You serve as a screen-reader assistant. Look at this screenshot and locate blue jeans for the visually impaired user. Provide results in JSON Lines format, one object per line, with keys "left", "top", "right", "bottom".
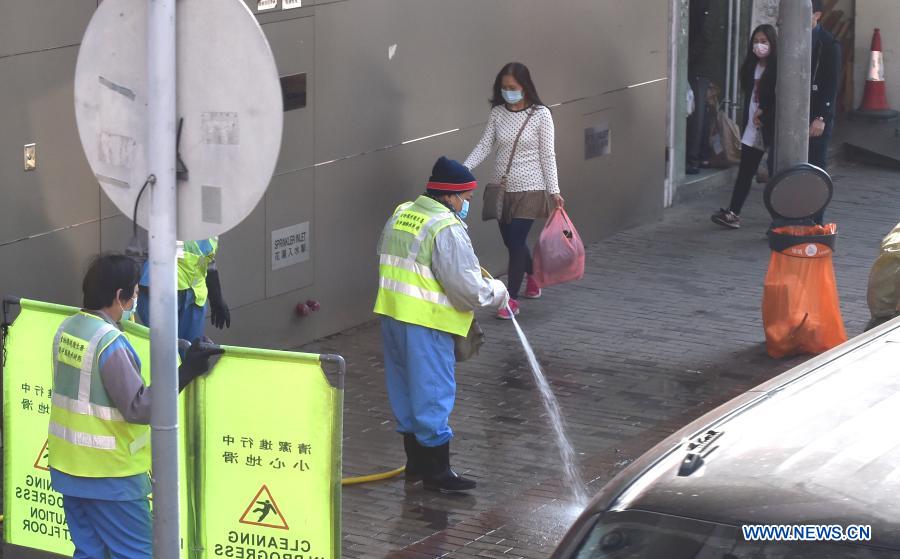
{"left": 63, "top": 495, "right": 152, "bottom": 559}
{"left": 499, "top": 218, "right": 535, "bottom": 300}
{"left": 380, "top": 316, "right": 456, "bottom": 447}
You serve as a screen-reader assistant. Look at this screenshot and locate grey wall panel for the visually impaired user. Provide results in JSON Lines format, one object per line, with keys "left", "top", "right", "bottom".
{"left": 0, "top": 224, "right": 99, "bottom": 307}
{"left": 313, "top": 0, "right": 513, "bottom": 163}
{"left": 265, "top": 169, "right": 315, "bottom": 297}
{"left": 312, "top": 0, "right": 667, "bottom": 164}
{"left": 212, "top": 284, "right": 318, "bottom": 350}
{"left": 99, "top": 215, "right": 133, "bottom": 254}
{"left": 264, "top": 16, "right": 315, "bottom": 172}
{"left": 0, "top": 46, "right": 98, "bottom": 246}
{"left": 99, "top": 190, "right": 131, "bottom": 255}
{"left": 564, "top": 84, "right": 668, "bottom": 240}
{"left": 216, "top": 199, "right": 267, "bottom": 309}
{"left": 0, "top": 1, "right": 94, "bottom": 58}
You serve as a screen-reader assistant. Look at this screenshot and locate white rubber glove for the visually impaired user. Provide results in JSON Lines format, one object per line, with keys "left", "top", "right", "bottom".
{"left": 489, "top": 279, "right": 510, "bottom": 310}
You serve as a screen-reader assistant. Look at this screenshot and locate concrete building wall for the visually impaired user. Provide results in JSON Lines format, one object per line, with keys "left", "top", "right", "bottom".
{"left": 855, "top": 0, "right": 899, "bottom": 110}
{"left": 0, "top": 0, "right": 668, "bottom": 349}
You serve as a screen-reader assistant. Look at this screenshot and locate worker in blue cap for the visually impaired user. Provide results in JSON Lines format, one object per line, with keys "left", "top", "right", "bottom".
{"left": 375, "top": 156, "right": 509, "bottom": 492}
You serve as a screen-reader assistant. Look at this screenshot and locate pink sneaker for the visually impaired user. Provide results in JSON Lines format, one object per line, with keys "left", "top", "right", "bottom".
{"left": 496, "top": 299, "right": 520, "bottom": 320}
{"left": 523, "top": 276, "right": 542, "bottom": 299}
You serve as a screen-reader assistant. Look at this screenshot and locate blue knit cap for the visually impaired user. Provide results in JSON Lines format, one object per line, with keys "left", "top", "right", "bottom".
{"left": 426, "top": 156, "right": 477, "bottom": 192}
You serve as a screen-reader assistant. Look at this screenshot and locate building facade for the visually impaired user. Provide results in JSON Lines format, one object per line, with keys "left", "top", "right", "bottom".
{"left": 0, "top": 0, "right": 670, "bottom": 348}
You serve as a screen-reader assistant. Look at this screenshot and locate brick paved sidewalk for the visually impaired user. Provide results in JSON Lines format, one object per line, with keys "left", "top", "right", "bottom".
{"left": 298, "top": 163, "right": 900, "bottom": 558}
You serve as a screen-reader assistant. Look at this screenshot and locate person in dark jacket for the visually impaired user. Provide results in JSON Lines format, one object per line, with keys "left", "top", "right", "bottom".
{"left": 809, "top": 0, "right": 841, "bottom": 224}
{"left": 686, "top": 0, "right": 728, "bottom": 174}
{"left": 711, "top": 24, "right": 778, "bottom": 229}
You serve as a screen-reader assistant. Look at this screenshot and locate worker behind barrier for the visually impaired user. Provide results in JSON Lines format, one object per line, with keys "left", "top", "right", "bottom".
{"left": 136, "top": 236, "right": 231, "bottom": 343}
{"left": 48, "top": 254, "right": 222, "bottom": 558}
{"left": 374, "top": 156, "right": 509, "bottom": 493}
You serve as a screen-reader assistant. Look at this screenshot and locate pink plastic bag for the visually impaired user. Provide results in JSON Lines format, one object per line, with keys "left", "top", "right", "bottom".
{"left": 532, "top": 208, "right": 585, "bottom": 287}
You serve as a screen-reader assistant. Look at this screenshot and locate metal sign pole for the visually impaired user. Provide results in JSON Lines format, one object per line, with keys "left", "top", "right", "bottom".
{"left": 75, "top": 2, "right": 281, "bottom": 554}
{"left": 147, "top": 0, "right": 180, "bottom": 557}
{"left": 775, "top": 0, "right": 812, "bottom": 174}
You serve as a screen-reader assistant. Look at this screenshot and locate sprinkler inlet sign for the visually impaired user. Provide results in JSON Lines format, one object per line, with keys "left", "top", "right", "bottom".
{"left": 272, "top": 222, "right": 311, "bottom": 270}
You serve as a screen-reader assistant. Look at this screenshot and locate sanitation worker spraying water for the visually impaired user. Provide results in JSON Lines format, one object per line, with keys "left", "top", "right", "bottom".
{"left": 375, "top": 157, "right": 509, "bottom": 492}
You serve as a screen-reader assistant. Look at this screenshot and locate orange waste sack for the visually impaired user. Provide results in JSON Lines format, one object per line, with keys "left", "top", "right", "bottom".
{"left": 532, "top": 208, "right": 585, "bottom": 287}
{"left": 762, "top": 224, "right": 847, "bottom": 358}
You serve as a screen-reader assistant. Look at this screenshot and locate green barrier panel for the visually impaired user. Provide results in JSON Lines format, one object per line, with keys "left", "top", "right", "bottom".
{"left": 193, "top": 346, "right": 344, "bottom": 559}
{"left": 1, "top": 298, "right": 190, "bottom": 558}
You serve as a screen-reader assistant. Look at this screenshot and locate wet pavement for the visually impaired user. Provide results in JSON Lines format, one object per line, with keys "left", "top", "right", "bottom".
{"left": 297, "top": 162, "right": 900, "bottom": 558}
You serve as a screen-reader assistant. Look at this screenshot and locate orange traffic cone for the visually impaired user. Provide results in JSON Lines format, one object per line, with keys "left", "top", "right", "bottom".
{"left": 852, "top": 28, "right": 900, "bottom": 121}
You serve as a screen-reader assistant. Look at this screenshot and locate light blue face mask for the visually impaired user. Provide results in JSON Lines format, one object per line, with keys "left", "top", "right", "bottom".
{"left": 121, "top": 296, "right": 138, "bottom": 322}
{"left": 456, "top": 195, "right": 470, "bottom": 220}
{"left": 501, "top": 88, "right": 524, "bottom": 104}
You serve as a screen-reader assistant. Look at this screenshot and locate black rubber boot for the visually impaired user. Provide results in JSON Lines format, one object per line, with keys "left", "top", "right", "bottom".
{"left": 422, "top": 442, "right": 476, "bottom": 493}
{"left": 402, "top": 433, "right": 425, "bottom": 482}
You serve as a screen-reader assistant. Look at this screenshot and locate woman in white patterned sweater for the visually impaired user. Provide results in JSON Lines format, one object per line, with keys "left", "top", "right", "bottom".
{"left": 464, "top": 62, "right": 564, "bottom": 319}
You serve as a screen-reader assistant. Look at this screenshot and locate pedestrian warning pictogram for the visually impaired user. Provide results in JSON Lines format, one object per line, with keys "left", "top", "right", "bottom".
{"left": 239, "top": 485, "right": 289, "bottom": 530}
{"left": 33, "top": 439, "right": 49, "bottom": 471}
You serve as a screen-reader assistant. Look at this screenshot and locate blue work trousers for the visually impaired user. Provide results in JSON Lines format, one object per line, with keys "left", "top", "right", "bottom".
{"left": 380, "top": 316, "right": 456, "bottom": 447}
{"left": 63, "top": 495, "right": 152, "bottom": 559}
{"left": 137, "top": 287, "right": 208, "bottom": 343}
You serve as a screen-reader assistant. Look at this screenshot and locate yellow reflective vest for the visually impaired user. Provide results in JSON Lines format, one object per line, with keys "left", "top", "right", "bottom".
{"left": 374, "top": 196, "right": 474, "bottom": 337}
{"left": 48, "top": 312, "right": 151, "bottom": 477}
{"left": 178, "top": 238, "right": 218, "bottom": 307}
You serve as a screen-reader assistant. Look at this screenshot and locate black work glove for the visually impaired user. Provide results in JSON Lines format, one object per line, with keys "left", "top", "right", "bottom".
{"left": 206, "top": 268, "right": 231, "bottom": 329}
{"left": 178, "top": 338, "right": 225, "bottom": 392}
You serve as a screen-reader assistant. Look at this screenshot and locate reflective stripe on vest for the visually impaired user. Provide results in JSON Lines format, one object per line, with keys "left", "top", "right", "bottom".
{"left": 51, "top": 392, "right": 124, "bottom": 421}
{"left": 48, "top": 312, "right": 151, "bottom": 477}
{"left": 374, "top": 196, "right": 474, "bottom": 337}
{"left": 48, "top": 422, "right": 116, "bottom": 450}
{"left": 177, "top": 237, "right": 218, "bottom": 307}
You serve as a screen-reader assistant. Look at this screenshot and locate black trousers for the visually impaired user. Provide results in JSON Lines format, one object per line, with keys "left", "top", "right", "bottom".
{"left": 727, "top": 144, "right": 766, "bottom": 215}
{"left": 809, "top": 119, "right": 834, "bottom": 225}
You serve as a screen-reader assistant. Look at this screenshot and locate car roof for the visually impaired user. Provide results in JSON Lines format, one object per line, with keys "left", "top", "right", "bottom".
{"left": 589, "top": 321, "right": 900, "bottom": 550}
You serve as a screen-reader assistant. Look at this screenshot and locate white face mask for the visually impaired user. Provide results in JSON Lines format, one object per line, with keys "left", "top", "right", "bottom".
{"left": 753, "top": 42, "right": 770, "bottom": 58}
{"left": 120, "top": 294, "right": 138, "bottom": 322}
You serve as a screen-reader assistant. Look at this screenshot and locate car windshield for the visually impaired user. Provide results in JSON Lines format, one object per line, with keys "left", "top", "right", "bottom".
{"left": 572, "top": 511, "right": 892, "bottom": 559}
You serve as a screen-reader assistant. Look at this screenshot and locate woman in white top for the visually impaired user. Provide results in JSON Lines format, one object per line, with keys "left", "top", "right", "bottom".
{"left": 711, "top": 25, "right": 778, "bottom": 229}
{"left": 464, "top": 62, "right": 564, "bottom": 319}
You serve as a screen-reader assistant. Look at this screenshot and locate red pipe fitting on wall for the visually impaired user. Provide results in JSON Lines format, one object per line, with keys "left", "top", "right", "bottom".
{"left": 295, "top": 299, "right": 321, "bottom": 316}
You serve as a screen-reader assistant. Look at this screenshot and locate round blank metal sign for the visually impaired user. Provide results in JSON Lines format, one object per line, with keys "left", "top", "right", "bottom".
{"left": 74, "top": 0, "right": 283, "bottom": 240}
{"left": 763, "top": 163, "right": 833, "bottom": 221}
